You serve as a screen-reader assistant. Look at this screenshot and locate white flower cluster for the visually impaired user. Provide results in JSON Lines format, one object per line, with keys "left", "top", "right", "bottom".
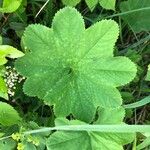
{"left": 4, "top": 66, "right": 25, "bottom": 97}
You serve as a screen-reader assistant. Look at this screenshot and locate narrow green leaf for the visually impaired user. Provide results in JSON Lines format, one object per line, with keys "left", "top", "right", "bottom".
{"left": 0, "top": 77, "right": 8, "bottom": 100}
{"left": 146, "top": 65, "right": 150, "bottom": 81}
{"left": 24, "top": 125, "right": 150, "bottom": 135}
{"left": 124, "top": 96, "right": 150, "bottom": 109}
{"left": 137, "top": 136, "right": 150, "bottom": 150}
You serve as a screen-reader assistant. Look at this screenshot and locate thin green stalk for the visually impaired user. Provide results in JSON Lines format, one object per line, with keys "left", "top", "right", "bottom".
{"left": 105, "top": 7, "right": 150, "bottom": 18}
{"left": 24, "top": 125, "right": 150, "bottom": 135}
{"left": 1, "top": 125, "right": 150, "bottom": 141}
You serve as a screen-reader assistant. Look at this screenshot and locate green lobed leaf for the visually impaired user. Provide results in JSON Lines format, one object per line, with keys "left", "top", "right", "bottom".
{"left": 120, "top": 0, "right": 150, "bottom": 33}
{"left": 0, "top": 0, "right": 22, "bottom": 13}
{"left": 15, "top": 7, "right": 137, "bottom": 122}
{"left": 146, "top": 65, "right": 150, "bottom": 81}
{"left": 46, "top": 108, "right": 134, "bottom": 150}
{"left": 62, "top": 0, "right": 116, "bottom": 10}
{"left": 0, "top": 102, "right": 21, "bottom": 126}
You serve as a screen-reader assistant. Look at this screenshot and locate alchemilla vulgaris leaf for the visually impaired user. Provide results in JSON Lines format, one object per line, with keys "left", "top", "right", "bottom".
{"left": 46, "top": 107, "right": 135, "bottom": 150}
{"left": 15, "top": 7, "right": 137, "bottom": 122}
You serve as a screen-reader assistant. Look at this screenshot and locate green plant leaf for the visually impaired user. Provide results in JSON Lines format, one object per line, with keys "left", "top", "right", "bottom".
{"left": 146, "top": 65, "right": 150, "bottom": 81}
{"left": 61, "top": 0, "right": 80, "bottom": 6}
{"left": 137, "top": 136, "right": 150, "bottom": 150}
{"left": 0, "top": 102, "right": 21, "bottom": 126}
{"left": 95, "top": 107, "right": 125, "bottom": 124}
{"left": 0, "top": 139, "right": 16, "bottom": 150}
{"left": 124, "top": 96, "right": 150, "bottom": 109}
{"left": 120, "top": 0, "right": 150, "bottom": 33}
{"left": 0, "top": 0, "right": 22, "bottom": 13}
{"left": 46, "top": 108, "right": 134, "bottom": 150}
{"left": 15, "top": 7, "right": 137, "bottom": 122}
{"left": 61, "top": 0, "right": 116, "bottom": 10}
{"left": 99, "top": 0, "right": 116, "bottom": 10}
{"left": 0, "top": 45, "right": 24, "bottom": 65}
{"left": 0, "top": 76, "right": 8, "bottom": 100}
{"left": 85, "top": 0, "right": 98, "bottom": 10}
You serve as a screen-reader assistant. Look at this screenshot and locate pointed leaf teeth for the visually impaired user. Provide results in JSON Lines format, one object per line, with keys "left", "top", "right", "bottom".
{"left": 84, "top": 19, "right": 119, "bottom": 59}
{"left": 23, "top": 24, "right": 51, "bottom": 51}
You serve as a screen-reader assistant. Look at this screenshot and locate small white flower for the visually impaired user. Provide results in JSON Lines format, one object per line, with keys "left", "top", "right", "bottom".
{"left": 4, "top": 66, "right": 26, "bottom": 97}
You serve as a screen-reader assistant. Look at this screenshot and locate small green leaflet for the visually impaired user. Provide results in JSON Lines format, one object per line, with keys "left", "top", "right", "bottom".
{"left": 62, "top": 0, "right": 116, "bottom": 10}
{"left": 137, "top": 65, "right": 150, "bottom": 150}
{"left": 46, "top": 108, "right": 134, "bottom": 150}
{"left": 146, "top": 65, "right": 150, "bottom": 81}
{"left": 0, "top": 0, "right": 22, "bottom": 13}
{"left": 15, "top": 7, "right": 137, "bottom": 122}
{"left": 120, "top": 0, "right": 150, "bottom": 33}
{"left": 0, "top": 44, "right": 24, "bottom": 99}
{"left": 62, "top": 0, "right": 81, "bottom": 6}
{"left": 0, "top": 102, "right": 21, "bottom": 126}
{"left": 99, "top": 0, "right": 116, "bottom": 10}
